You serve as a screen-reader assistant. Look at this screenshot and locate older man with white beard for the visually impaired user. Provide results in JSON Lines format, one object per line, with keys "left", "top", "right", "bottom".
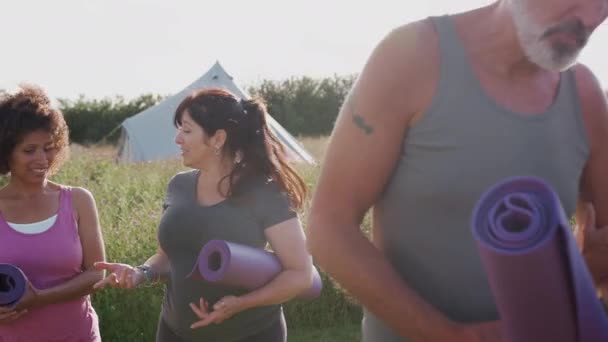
{"left": 307, "top": 0, "right": 608, "bottom": 341}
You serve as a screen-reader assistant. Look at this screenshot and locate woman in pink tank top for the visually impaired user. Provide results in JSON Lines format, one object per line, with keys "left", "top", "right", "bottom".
{"left": 0, "top": 85, "right": 106, "bottom": 341}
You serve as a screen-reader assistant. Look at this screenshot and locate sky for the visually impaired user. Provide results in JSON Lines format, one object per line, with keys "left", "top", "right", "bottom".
{"left": 1, "top": 0, "right": 607, "bottom": 100}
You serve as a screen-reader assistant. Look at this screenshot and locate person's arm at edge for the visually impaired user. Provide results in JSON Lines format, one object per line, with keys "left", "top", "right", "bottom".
{"left": 573, "top": 63, "right": 608, "bottom": 286}
{"left": 306, "top": 21, "right": 473, "bottom": 342}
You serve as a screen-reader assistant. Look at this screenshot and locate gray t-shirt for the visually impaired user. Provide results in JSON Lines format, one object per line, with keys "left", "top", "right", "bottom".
{"left": 158, "top": 170, "right": 296, "bottom": 341}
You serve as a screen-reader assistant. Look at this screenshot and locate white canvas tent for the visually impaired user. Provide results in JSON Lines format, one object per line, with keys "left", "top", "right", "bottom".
{"left": 117, "top": 62, "right": 316, "bottom": 164}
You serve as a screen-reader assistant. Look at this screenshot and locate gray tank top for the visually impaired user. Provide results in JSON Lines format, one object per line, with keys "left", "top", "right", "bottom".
{"left": 362, "top": 15, "right": 589, "bottom": 341}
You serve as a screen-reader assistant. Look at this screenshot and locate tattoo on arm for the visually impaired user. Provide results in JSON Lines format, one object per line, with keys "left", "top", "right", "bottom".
{"left": 352, "top": 113, "right": 374, "bottom": 135}
{"left": 345, "top": 91, "right": 374, "bottom": 135}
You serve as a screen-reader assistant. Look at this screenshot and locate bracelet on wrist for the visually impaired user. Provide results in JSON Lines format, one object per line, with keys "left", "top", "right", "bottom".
{"left": 135, "top": 264, "right": 159, "bottom": 285}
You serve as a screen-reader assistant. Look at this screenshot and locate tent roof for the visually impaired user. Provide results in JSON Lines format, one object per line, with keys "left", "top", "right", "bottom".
{"left": 119, "top": 61, "right": 315, "bottom": 164}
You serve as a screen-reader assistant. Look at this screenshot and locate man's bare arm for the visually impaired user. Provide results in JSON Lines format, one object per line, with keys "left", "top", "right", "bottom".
{"left": 307, "top": 21, "right": 474, "bottom": 341}
{"left": 574, "top": 64, "right": 608, "bottom": 284}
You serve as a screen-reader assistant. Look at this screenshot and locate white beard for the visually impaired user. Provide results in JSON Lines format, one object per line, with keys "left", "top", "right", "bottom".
{"left": 507, "top": 0, "right": 584, "bottom": 71}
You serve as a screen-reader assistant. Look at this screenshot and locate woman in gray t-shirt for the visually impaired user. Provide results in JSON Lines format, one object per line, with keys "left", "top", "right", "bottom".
{"left": 94, "top": 88, "right": 314, "bottom": 342}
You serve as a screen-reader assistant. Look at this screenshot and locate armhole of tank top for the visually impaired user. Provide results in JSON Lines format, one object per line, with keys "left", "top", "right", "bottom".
{"left": 61, "top": 186, "right": 79, "bottom": 232}
{"left": 408, "top": 15, "right": 454, "bottom": 131}
{"left": 568, "top": 69, "right": 592, "bottom": 157}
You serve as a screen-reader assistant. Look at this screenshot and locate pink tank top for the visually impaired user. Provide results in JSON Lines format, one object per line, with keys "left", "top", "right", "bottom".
{"left": 0, "top": 186, "right": 100, "bottom": 342}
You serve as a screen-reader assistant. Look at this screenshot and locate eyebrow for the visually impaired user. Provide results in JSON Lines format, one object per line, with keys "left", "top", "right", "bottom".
{"left": 22, "top": 142, "right": 54, "bottom": 148}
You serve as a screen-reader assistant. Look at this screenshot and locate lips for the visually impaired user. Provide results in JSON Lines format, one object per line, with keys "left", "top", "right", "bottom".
{"left": 31, "top": 168, "right": 48, "bottom": 175}
{"left": 542, "top": 21, "right": 589, "bottom": 48}
{"left": 552, "top": 31, "right": 586, "bottom": 47}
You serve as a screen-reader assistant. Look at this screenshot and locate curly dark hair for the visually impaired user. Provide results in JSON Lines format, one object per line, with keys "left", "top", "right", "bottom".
{"left": 0, "top": 84, "right": 70, "bottom": 176}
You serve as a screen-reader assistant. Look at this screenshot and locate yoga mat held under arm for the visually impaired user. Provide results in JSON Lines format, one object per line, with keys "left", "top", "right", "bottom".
{"left": 471, "top": 176, "right": 608, "bottom": 342}
{"left": 0, "top": 264, "right": 27, "bottom": 307}
{"left": 190, "top": 240, "right": 323, "bottom": 299}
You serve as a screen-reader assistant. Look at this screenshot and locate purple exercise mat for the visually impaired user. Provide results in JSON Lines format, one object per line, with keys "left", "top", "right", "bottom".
{"left": 189, "top": 240, "right": 323, "bottom": 299}
{"left": 0, "top": 263, "right": 27, "bottom": 307}
{"left": 471, "top": 176, "right": 608, "bottom": 342}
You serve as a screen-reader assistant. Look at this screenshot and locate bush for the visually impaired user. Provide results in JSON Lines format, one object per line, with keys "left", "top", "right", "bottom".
{"left": 58, "top": 94, "right": 165, "bottom": 145}
{"left": 249, "top": 75, "right": 356, "bottom": 136}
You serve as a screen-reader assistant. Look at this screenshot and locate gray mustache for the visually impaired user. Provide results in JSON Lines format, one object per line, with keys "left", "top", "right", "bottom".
{"left": 542, "top": 20, "right": 589, "bottom": 47}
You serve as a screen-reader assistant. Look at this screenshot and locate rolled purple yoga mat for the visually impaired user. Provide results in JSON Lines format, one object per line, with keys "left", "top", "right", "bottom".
{"left": 0, "top": 264, "right": 27, "bottom": 307}
{"left": 190, "top": 240, "right": 323, "bottom": 299}
{"left": 471, "top": 176, "right": 608, "bottom": 342}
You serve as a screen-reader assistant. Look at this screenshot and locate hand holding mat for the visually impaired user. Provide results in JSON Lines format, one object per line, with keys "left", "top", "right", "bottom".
{"left": 189, "top": 240, "right": 323, "bottom": 299}
{"left": 0, "top": 264, "right": 27, "bottom": 308}
{"left": 471, "top": 176, "right": 608, "bottom": 342}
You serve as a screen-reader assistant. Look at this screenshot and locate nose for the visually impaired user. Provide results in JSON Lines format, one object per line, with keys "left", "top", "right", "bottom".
{"left": 175, "top": 131, "right": 183, "bottom": 145}
{"left": 35, "top": 149, "right": 50, "bottom": 166}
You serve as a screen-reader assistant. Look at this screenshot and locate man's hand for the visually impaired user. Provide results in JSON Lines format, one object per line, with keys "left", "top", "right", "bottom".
{"left": 576, "top": 203, "right": 608, "bottom": 286}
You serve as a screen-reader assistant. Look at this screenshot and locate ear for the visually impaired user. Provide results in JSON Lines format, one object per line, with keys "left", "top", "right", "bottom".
{"left": 210, "top": 129, "right": 227, "bottom": 150}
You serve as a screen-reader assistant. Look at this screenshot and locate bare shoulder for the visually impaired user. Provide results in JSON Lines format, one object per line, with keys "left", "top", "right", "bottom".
{"left": 66, "top": 187, "right": 101, "bottom": 233}
{"left": 573, "top": 63, "right": 607, "bottom": 107}
{"left": 378, "top": 18, "right": 439, "bottom": 70}
{"left": 349, "top": 18, "right": 440, "bottom": 123}
{"left": 71, "top": 186, "right": 96, "bottom": 203}
{"left": 310, "top": 19, "right": 441, "bottom": 216}
{"left": 70, "top": 186, "right": 98, "bottom": 217}
{"left": 392, "top": 18, "right": 439, "bottom": 68}
{"left": 378, "top": 18, "right": 438, "bottom": 66}
{"left": 572, "top": 63, "right": 608, "bottom": 147}
{"left": 572, "top": 63, "right": 608, "bottom": 225}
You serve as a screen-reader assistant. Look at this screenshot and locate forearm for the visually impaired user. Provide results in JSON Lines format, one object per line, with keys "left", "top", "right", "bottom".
{"left": 238, "top": 268, "right": 312, "bottom": 310}
{"left": 310, "top": 225, "right": 460, "bottom": 342}
{"left": 38, "top": 269, "right": 104, "bottom": 306}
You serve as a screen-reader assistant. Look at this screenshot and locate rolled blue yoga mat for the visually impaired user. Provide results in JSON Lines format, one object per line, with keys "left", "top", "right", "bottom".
{"left": 0, "top": 264, "right": 27, "bottom": 307}
{"left": 190, "top": 240, "right": 323, "bottom": 299}
{"left": 471, "top": 176, "right": 608, "bottom": 342}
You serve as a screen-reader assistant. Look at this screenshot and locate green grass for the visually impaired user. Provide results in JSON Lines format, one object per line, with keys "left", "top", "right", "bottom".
{"left": 290, "top": 323, "right": 361, "bottom": 342}
{"left": 6, "top": 142, "right": 363, "bottom": 341}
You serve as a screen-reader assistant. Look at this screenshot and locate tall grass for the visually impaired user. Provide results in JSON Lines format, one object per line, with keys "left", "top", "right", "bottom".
{"left": 299, "top": 135, "right": 330, "bottom": 163}
{"left": 8, "top": 139, "right": 363, "bottom": 341}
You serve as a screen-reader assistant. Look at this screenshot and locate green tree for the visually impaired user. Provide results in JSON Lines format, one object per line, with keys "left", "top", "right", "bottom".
{"left": 58, "top": 94, "right": 165, "bottom": 144}
{"left": 249, "top": 74, "right": 356, "bottom": 136}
